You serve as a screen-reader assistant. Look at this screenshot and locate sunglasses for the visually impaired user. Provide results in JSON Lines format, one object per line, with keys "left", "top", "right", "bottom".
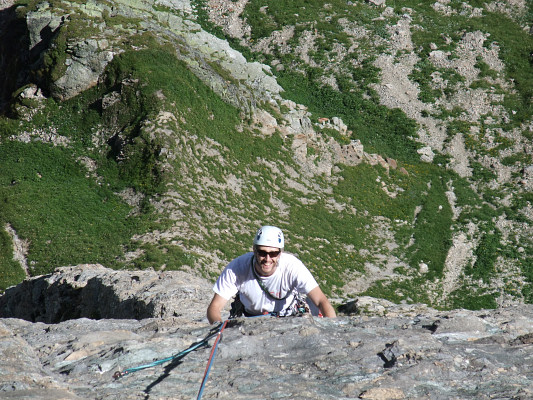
{"left": 256, "top": 249, "right": 281, "bottom": 258}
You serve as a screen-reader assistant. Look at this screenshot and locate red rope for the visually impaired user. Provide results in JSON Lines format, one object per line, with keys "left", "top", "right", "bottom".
{"left": 197, "top": 320, "right": 228, "bottom": 399}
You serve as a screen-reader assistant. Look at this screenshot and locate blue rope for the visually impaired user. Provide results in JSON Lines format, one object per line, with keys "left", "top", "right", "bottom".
{"left": 196, "top": 320, "right": 228, "bottom": 400}
{"left": 114, "top": 317, "right": 276, "bottom": 397}
{"left": 113, "top": 327, "right": 220, "bottom": 379}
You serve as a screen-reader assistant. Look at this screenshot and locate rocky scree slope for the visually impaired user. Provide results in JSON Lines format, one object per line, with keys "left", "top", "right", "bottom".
{"left": 1, "top": 265, "right": 533, "bottom": 399}
{"left": 0, "top": 0, "right": 532, "bottom": 309}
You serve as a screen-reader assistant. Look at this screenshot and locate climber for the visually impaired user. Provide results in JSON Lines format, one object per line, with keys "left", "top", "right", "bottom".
{"left": 207, "top": 225, "right": 336, "bottom": 324}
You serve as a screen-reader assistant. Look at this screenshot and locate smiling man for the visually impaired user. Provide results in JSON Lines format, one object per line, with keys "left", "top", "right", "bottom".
{"left": 207, "top": 226, "right": 336, "bottom": 324}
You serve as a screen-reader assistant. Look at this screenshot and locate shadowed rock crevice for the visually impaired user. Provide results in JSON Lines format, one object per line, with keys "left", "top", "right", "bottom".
{"left": 0, "top": 5, "right": 31, "bottom": 114}
{"left": 0, "top": 273, "right": 154, "bottom": 323}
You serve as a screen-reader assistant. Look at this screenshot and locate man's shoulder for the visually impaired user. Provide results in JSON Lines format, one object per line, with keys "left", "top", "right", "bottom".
{"left": 280, "top": 251, "right": 303, "bottom": 265}
{"left": 279, "top": 252, "right": 307, "bottom": 272}
{"left": 226, "top": 252, "right": 254, "bottom": 272}
{"left": 279, "top": 252, "right": 317, "bottom": 288}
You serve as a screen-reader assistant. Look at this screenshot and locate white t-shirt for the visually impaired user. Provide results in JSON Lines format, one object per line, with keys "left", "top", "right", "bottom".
{"left": 213, "top": 252, "right": 319, "bottom": 316}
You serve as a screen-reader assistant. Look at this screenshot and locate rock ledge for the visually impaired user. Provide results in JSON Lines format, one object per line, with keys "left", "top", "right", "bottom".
{"left": 1, "top": 266, "right": 532, "bottom": 399}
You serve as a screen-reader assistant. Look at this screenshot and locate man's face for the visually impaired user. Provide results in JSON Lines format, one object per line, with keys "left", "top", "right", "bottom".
{"left": 254, "top": 246, "right": 281, "bottom": 277}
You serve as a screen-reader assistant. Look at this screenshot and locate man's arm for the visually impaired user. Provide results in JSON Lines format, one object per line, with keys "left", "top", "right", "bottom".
{"left": 307, "top": 286, "right": 336, "bottom": 318}
{"left": 207, "top": 293, "right": 229, "bottom": 324}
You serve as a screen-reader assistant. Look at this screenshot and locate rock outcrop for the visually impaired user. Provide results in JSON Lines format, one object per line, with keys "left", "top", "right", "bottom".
{"left": 0, "top": 264, "right": 211, "bottom": 323}
{"left": 1, "top": 266, "right": 532, "bottom": 399}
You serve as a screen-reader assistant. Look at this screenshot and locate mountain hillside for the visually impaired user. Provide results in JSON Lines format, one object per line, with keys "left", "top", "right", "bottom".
{"left": 0, "top": 0, "right": 532, "bottom": 310}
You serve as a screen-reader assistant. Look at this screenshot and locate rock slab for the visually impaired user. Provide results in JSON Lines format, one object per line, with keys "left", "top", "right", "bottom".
{"left": 1, "top": 266, "right": 532, "bottom": 399}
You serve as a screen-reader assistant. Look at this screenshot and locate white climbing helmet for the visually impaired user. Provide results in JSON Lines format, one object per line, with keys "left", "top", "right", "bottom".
{"left": 253, "top": 225, "right": 284, "bottom": 248}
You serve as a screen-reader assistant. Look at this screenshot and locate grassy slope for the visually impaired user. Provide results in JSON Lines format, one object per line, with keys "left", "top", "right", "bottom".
{"left": 194, "top": 0, "right": 533, "bottom": 308}
{"left": 1, "top": 0, "right": 532, "bottom": 309}
{"left": 0, "top": 140, "right": 137, "bottom": 278}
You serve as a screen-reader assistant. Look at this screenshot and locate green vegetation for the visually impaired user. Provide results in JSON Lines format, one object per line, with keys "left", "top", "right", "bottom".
{"left": 278, "top": 71, "right": 421, "bottom": 161}
{"left": 126, "top": 242, "right": 198, "bottom": 271}
{"left": 0, "top": 32, "right": 304, "bottom": 288}
{"left": 0, "top": 38, "right": 245, "bottom": 287}
{"left": 0, "top": 227, "right": 26, "bottom": 291}
{"left": 475, "top": 56, "right": 499, "bottom": 80}
{"left": 222, "top": 0, "right": 532, "bottom": 307}
{"left": 448, "top": 286, "right": 498, "bottom": 310}
{"left": 501, "top": 152, "right": 531, "bottom": 167}
{"left": 0, "top": 141, "right": 138, "bottom": 289}
{"left": 466, "top": 224, "right": 502, "bottom": 283}
{"left": 336, "top": 163, "right": 454, "bottom": 276}
{"left": 1, "top": 0, "right": 531, "bottom": 310}
{"left": 361, "top": 277, "right": 434, "bottom": 306}
{"left": 409, "top": 59, "right": 465, "bottom": 103}
{"left": 242, "top": 0, "right": 388, "bottom": 42}
{"left": 470, "top": 161, "right": 496, "bottom": 183}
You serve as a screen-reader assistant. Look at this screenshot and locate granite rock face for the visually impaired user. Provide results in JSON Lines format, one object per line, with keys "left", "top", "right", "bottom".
{"left": 1, "top": 266, "right": 532, "bottom": 399}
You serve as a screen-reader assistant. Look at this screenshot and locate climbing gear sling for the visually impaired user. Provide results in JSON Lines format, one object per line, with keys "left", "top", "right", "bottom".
{"left": 251, "top": 256, "right": 292, "bottom": 301}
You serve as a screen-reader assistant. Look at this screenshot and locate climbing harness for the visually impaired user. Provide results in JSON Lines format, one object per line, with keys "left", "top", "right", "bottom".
{"left": 230, "top": 290, "right": 310, "bottom": 319}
